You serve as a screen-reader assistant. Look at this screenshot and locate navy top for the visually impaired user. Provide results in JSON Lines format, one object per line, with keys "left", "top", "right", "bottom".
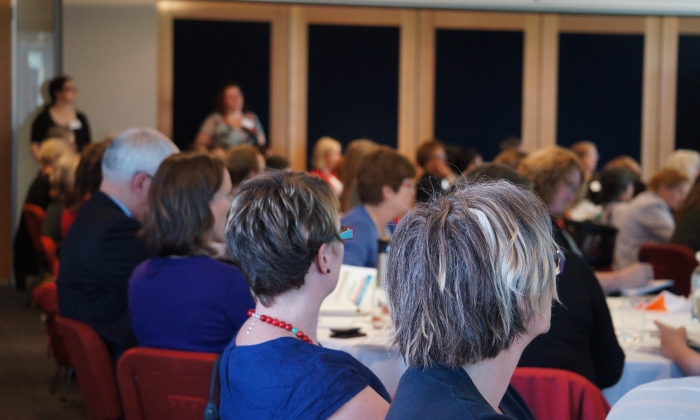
{"left": 128, "top": 255, "right": 255, "bottom": 353}
{"left": 219, "top": 337, "right": 391, "bottom": 419}
{"left": 341, "top": 205, "right": 394, "bottom": 268}
{"left": 387, "top": 365, "right": 536, "bottom": 420}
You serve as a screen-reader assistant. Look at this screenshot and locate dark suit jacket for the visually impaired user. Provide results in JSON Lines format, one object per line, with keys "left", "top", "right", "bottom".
{"left": 57, "top": 190, "right": 150, "bottom": 360}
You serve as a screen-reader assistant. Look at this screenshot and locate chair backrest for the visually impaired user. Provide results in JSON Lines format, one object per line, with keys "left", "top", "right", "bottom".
{"left": 117, "top": 347, "right": 218, "bottom": 420}
{"left": 40, "top": 236, "right": 60, "bottom": 277}
{"left": 22, "top": 204, "right": 46, "bottom": 253}
{"left": 55, "top": 316, "right": 122, "bottom": 420}
{"left": 33, "top": 282, "right": 70, "bottom": 367}
{"left": 510, "top": 367, "right": 610, "bottom": 420}
{"left": 639, "top": 243, "right": 698, "bottom": 296}
{"left": 564, "top": 219, "right": 618, "bottom": 269}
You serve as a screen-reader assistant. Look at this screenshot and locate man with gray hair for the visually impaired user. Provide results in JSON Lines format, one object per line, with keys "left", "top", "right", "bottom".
{"left": 58, "top": 128, "right": 178, "bottom": 360}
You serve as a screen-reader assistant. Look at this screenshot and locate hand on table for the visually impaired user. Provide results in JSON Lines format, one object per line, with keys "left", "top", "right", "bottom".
{"left": 654, "top": 321, "right": 689, "bottom": 359}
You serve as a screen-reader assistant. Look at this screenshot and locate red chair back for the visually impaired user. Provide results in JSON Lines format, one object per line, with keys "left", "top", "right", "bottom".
{"left": 56, "top": 316, "right": 122, "bottom": 420}
{"left": 510, "top": 367, "right": 610, "bottom": 420}
{"left": 639, "top": 243, "right": 698, "bottom": 296}
{"left": 22, "top": 204, "right": 46, "bottom": 253}
{"left": 33, "top": 282, "right": 70, "bottom": 367}
{"left": 117, "top": 347, "right": 218, "bottom": 420}
{"left": 40, "top": 236, "right": 60, "bottom": 277}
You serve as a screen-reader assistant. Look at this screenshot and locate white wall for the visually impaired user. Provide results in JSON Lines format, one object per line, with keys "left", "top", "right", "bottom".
{"left": 62, "top": 2, "right": 159, "bottom": 141}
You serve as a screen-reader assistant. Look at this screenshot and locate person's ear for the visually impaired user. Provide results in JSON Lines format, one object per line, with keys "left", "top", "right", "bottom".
{"left": 131, "top": 172, "right": 151, "bottom": 197}
{"left": 314, "top": 243, "right": 332, "bottom": 274}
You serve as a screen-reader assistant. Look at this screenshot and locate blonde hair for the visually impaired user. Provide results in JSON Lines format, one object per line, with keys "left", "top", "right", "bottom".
{"left": 39, "top": 138, "right": 72, "bottom": 168}
{"left": 311, "top": 136, "right": 342, "bottom": 172}
{"left": 50, "top": 153, "right": 80, "bottom": 202}
{"left": 386, "top": 181, "right": 558, "bottom": 368}
{"left": 517, "top": 146, "right": 583, "bottom": 206}
{"left": 647, "top": 167, "right": 690, "bottom": 192}
{"left": 664, "top": 150, "right": 700, "bottom": 182}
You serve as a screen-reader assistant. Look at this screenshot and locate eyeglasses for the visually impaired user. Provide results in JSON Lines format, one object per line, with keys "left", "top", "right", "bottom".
{"left": 339, "top": 226, "right": 354, "bottom": 242}
{"left": 554, "top": 248, "right": 566, "bottom": 275}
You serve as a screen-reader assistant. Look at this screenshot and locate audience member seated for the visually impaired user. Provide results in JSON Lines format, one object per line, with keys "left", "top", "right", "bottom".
{"left": 57, "top": 128, "right": 178, "bottom": 360}
{"left": 520, "top": 147, "right": 652, "bottom": 294}
{"left": 571, "top": 141, "right": 599, "bottom": 183}
{"left": 593, "top": 167, "right": 637, "bottom": 227}
{"left": 493, "top": 148, "right": 528, "bottom": 170}
{"left": 385, "top": 181, "right": 559, "bottom": 420}
{"left": 220, "top": 171, "right": 390, "bottom": 419}
{"left": 606, "top": 155, "right": 646, "bottom": 197}
{"left": 445, "top": 145, "right": 482, "bottom": 176}
{"left": 613, "top": 168, "right": 691, "bottom": 270}
{"left": 43, "top": 152, "right": 80, "bottom": 247}
{"left": 128, "top": 153, "right": 254, "bottom": 353}
{"left": 339, "top": 138, "right": 380, "bottom": 213}
{"left": 415, "top": 139, "right": 454, "bottom": 203}
{"left": 224, "top": 144, "right": 265, "bottom": 193}
{"left": 654, "top": 321, "right": 700, "bottom": 376}
{"left": 264, "top": 154, "right": 290, "bottom": 171}
{"left": 13, "top": 138, "right": 73, "bottom": 290}
{"left": 194, "top": 82, "right": 266, "bottom": 154}
{"left": 672, "top": 174, "right": 700, "bottom": 252}
{"left": 517, "top": 147, "right": 625, "bottom": 388}
{"left": 310, "top": 136, "right": 344, "bottom": 198}
{"left": 341, "top": 148, "right": 415, "bottom": 268}
{"left": 62, "top": 138, "right": 112, "bottom": 237}
{"left": 607, "top": 377, "right": 700, "bottom": 420}
{"left": 663, "top": 149, "right": 700, "bottom": 184}
{"left": 31, "top": 75, "right": 91, "bottom": 161}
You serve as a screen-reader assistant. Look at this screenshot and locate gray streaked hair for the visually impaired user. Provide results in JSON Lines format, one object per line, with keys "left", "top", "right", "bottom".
{"left": 101, "top": 128, "right": 178, "bottom": 183}
{"left": 225, "top": 170, "right": 339, "bottom": 306}
{"left": 385, "top": 180, "right": 558, "bottom": 369}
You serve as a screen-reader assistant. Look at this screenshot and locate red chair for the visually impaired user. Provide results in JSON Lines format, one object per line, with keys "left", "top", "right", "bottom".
{"left": 56, "top": 316, "right": 122, "bottom": 420}
{"left": 32, "top": 282, "right": 72, "bottom": 399}
{"left": 22, "top": 204, "right": 59, "bottom": 278}
{"left": 117, "top": 347, "right": 218, "bottom": 420}
{"left": 510, "top": 367, "right": 610, "bottom": 420}
{"left": 639, "top": 243, "right": 698, "bottom": 296}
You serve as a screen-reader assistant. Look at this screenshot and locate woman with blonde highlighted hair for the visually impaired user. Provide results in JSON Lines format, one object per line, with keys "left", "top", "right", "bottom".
{"left": 386, "top": 181, "right": 560, "bottom": 419}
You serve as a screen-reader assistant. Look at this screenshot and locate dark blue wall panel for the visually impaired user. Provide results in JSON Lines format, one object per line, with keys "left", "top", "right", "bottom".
{"left": 307, "top": 25, "right": 399, "bottom": 165}
{"left": 557, "top": 34, "right": 644, "bottom": 166}
{"left": 676, "top": 35, "right": 700, "bottom": 153}
{"left": 434, "top": 29, "right": 523, "bottom": 161}
{"left": 173, "top": 20, "right": 270, "bottom": 151}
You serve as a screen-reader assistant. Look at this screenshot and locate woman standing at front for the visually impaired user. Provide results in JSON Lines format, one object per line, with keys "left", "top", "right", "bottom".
{"left": 385, "top": 181, "right": 560, "bottom": 419}
{"left": 194, "top": 82, "right": 266, "bottom": 154}
{"left": 220, "top": 171, "right": 390, "bottom": 419}
{"left": 31, "top": 76, "right": 91, "bottom": 160}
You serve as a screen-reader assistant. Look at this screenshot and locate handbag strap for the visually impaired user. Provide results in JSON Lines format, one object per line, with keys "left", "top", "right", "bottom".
{"left": 204, "top": 355, "right": 222, "bottom": 420}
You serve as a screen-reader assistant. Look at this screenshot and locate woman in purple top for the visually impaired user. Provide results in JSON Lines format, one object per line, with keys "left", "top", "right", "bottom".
{"left": 128, "top": 152, "right": 254, "bottom": 353}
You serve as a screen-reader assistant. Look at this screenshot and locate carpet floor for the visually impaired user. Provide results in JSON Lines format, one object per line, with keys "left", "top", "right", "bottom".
{"left": 0, "top": 285, "right": 89, "bottom": 420}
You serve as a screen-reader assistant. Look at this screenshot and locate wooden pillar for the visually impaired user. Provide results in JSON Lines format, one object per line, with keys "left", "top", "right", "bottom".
{"left": 0, "top": 0, "right": 12, "bottom": 284}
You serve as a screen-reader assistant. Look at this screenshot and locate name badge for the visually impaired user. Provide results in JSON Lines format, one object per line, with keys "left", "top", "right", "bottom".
{"left": 68, "top": 119, "right": 83, "bottom": 131}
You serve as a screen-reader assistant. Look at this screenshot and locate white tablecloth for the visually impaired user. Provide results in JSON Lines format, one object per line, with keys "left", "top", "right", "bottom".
{"left": 316, "top": 298, "right": 697, "bottom": 403}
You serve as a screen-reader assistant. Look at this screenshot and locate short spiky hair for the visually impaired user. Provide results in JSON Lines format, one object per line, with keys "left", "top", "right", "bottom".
{"left": 385, "top": 180, "right": 558, "bottom": 368}
{"left": 225, "top": 170, "right": 339, "bottom": 306}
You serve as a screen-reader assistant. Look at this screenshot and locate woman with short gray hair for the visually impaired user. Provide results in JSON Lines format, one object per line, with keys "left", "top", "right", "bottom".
{"left": 219, "top": 170, "right": 390, "bottom": 420}
{"left": 385, "top": 181, "right": 561, "bottom": 419}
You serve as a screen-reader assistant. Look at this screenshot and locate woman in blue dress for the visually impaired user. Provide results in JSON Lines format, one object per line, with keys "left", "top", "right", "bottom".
{"left": 220, "top": 170, "right": 391, "bottom": 420}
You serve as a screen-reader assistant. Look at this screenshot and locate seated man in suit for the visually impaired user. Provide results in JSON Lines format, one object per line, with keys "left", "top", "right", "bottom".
{"left": 57, "top": 128, "right": 178, "bottom": 360}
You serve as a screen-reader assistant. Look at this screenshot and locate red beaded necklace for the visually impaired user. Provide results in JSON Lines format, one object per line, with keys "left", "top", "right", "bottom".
{"left": 247, "top": 309, "right": 315, "bottom": 344}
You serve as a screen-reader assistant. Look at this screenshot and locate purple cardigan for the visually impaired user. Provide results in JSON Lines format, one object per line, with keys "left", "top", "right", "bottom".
{"left": 128, "top": 255, "right": 255, "bottom": 353}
